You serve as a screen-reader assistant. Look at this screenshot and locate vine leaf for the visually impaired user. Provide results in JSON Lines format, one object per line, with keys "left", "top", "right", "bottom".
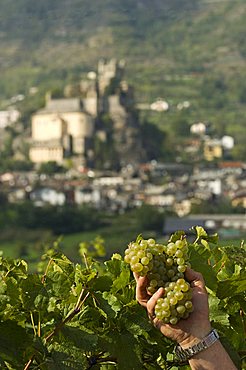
{"left": 0, "top": 321, "right": 32, "bottom": 367}
{"left": 217, "top": 271, "right": 246, "bottom": 299}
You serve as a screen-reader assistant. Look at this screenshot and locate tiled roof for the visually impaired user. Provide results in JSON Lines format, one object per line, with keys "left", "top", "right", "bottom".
{"left": 37, "top": 98, "right": 83, "bottom": 114}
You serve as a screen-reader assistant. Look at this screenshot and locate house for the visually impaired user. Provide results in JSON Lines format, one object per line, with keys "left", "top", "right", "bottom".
{"left": 29, "top": 96, "right": 94, "bottom": 165}
{"left": 231, "top": 190, "right": 246, "bottom": 209}
{"left": 74, "top": 186, "right": 101, "bottom": 206}
{"left": 30, "top": 187, "right": 66, "bottom": 206}
{"left": 203, "top": 138, "right": 223, "bottom": 161}
{"left": 0, "top": 109, "right": 20, "bottom": 129}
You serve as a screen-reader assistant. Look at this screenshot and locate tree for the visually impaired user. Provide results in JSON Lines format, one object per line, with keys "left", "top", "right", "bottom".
{"left": 38, "top": 161, "right": 66, "bottom": 175}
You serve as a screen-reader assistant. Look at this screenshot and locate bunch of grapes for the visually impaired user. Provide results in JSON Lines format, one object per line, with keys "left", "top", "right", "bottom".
{"left": 124, "top": 236, "right": 193, "bottom": 324}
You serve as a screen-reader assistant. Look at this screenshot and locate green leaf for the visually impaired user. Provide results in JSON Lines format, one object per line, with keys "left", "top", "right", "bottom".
{"left": 61, "top": 325, "right": 98, "bottom": 352}
{"left": 49, "top": 347, "right": 88, "bottom": 369}
{"left": 112, "top": 267, "right": 130, "bottom": 292}
{"left": 168, "top": 230, "right": 186, "bottom": 243}
{"left": 92, "top": 275, "right": 112, "bottom": 292}
{"left": 192, "top": 227, "right": 218, "bottom": 246}
{"left": 80, "top": 306, "right": 106, "bottom": 330}
{"left": 217, "top": 272, "right": 246, "bottom": 299}
{"left": 92, "top": 292, "right": 116, "bottom": 318}
{"left": 0, "top": 321, "right": 32, "bottom": 367}
{"left": 0, "top": 279, "right": 7, "bottom": 294}
{"left": 46, "top": 270, "right": 73, "bottom": 298}
{"left": 122, "top": 305, "right": 152, "bottom": 336}
{"left": 102, "top": 292, "right": 122, "bottom": 313}
{"left": 193, "top": 226, "right": 207, "bottom": 238}
{"left": 20, "top": 274, "right": 48, "bottom": 310}
{"left": 104, "top": 259, "right": 122, "bottom": 277}
{"left": 208, "top": 295, "right": 229, "bottom": 326}
{"left": 99, "top": 331, "right": 142, "bottom": 370}
{"left": 189, "top": 247, "right": 217, "bottom": 292}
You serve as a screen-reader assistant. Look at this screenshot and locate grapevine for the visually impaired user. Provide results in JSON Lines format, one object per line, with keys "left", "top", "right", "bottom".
{"left": 0, "top": 228, "right": 245, "bottom": 369}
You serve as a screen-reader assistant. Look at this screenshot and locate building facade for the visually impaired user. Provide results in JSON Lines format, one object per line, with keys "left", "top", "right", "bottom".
{"left": 29, "top": 97, "right": 94, "bottom": 165}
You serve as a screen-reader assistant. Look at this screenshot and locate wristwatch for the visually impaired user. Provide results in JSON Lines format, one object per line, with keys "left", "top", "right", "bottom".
{"left": 174, "top": 328, "right": 219, "bottom": 362}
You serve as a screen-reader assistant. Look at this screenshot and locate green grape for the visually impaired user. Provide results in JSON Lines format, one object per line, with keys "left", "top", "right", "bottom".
{"left": 177, "top": 257, "right": 185, "bottom": 265}
{"left": 185, "top": 301, "right": 193, "bottom": 310}
{"left": 146, "top": 252, "right": 153, "bottom": 260}
{"left": 161, "top": 310, "right": 170, "bottom": 318}
{"left": 176, "top": 305, "right": 186, "bottom": 314}
{"left": 147, "top": 238, "right": 156, "bottom": 246}
{"left": 176, "top": 278, "right": 186, "bottom": 286}
{"left": 176, "top": 272, "right": 185, "bottom": 279}
{"left": 175, "top": 291, "right": 184, "bottom": 300}
{"left": 143, "top": 265, "right": 150, "bottom": 273}
{"left": 161, "top": 302, "right": 170, "bottom": 310}
{"left": 167, "top": 269, "right": 175, "bottom": 278}
{"left": 175, "top": 239, "right": 184, "bottom": 248}
{"left": 167, "top": 291, "right": 174, "bottom": 299}
{"left": 131, "top": 263, "right": 143, "bottom": 272}
{"left": 124, "top": 255, "right": 131, "bottom": 263}
{"left": 175, "top": 249, "right": 183, "bottom": 258}
{"left": 131, "top": 242, "right": 139, "bottom": 250}
{"left": 169, "top": 297, "right": 178, "bottom": 305}
{"left": 125, "top": 235, "right": 194, "bottom": 324}
{"left": 169, "top": 317, "right": 178, "bottom": 325}
{"left": 141, "top": 256, "right": 150, "bottom": 265}
{"left": 140, "top": 240, "right": 148, "bottom": 248}
{"left": 149, "top": 279, "right": 158, "bottom": 287}
{"left": 166, "top": 258, "right": 173, "bottom": 266}
{"left": 137, "top": 250, "right": 145, "bottom": 259}
{"left": 147, "top": 286, "right": 156, "bottom": 294}
{"left": 178, "top": 265, "right": 186, "bottom": 273}
{"left": 130, "top": 255, "right": 139, "bottom": 264}
{"left": 180, "top": 283, "right": 189, "bottom": 292}
{"left": 148, "top": 261, "right": 154, "bottom": 270}
{"left": 168, "top": 282, "right": 176, "bottom": 289}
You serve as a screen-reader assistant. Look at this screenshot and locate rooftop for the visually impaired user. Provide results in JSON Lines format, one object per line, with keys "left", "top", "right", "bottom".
{"left": 36, "top": 98, "right": 84, "bottom": 114}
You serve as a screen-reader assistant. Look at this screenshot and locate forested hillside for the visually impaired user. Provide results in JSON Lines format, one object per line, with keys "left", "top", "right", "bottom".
{"left": 0, "top": 0, "right": 245, "bottom": 157}
{"left": 0, "top": 0, "right": 245, "bottom": 97}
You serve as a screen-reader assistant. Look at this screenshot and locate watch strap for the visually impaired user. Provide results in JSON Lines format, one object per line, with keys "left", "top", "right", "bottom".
{"left": 175, "top": 328, "right": 219, "bottom": 362}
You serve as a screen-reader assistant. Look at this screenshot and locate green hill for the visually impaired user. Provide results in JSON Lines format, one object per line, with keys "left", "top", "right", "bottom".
{"left": 0, "top": 0, "right": 245, "bottom": 158}
{"left": 0, "top": 0, "right": 245, "bottom": 95}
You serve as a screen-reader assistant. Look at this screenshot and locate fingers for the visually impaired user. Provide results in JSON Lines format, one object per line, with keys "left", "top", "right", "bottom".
{"left": 147, "top": 287, "right": 164, "bottom": 317}
{"left": 135, "top": 275, "right": 149, "bottom": 307}
{"left": 185, "top": 267, "right": 206, "bottom": 292}
{"left": 133, "top": 272, "right": 140, "bottom": 281}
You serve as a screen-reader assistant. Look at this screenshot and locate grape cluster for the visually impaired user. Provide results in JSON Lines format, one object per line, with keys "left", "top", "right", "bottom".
{"left": 124, "top": 236, "right": 193, "bottom": 323}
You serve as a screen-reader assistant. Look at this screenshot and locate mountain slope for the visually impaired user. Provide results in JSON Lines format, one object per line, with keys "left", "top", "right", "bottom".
{"left": 0, "top": 0, "right": 245, "bottom": 98}
{"left": 0, "top": 0, "right": 245, "bottom": 161}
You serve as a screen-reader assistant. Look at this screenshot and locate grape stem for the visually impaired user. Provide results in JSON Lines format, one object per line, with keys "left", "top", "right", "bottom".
{"left": 45, "top": 290, "right": 90, "bottom": 342}
{"left": 41, "top": 258, "right": 54, "bottom": 284}
{"left": 23, "top": 289, "right": 90, "bottom": 370}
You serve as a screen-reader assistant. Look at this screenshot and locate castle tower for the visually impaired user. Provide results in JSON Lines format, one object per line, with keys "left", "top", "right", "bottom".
{"left": 97, "top": 58, "right": 125, "bottom": 95}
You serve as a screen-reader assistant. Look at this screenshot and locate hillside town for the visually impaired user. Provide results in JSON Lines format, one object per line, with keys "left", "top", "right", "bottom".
{"left": 0, "top": 59, "right": 246, "bottom": 236}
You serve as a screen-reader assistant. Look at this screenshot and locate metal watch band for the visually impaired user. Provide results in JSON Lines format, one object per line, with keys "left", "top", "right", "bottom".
{"left": 174, "top": 329, "right": 220, "bottom": 362}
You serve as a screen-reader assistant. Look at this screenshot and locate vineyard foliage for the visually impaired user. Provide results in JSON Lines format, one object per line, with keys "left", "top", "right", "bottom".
{"left": 0, "top": 228, "right": 245, "bottom": 369}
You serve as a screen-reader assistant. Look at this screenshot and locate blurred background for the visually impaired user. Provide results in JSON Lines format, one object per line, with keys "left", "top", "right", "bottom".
{"left": 0, "top": 0, "right": 245, "bottom": 267}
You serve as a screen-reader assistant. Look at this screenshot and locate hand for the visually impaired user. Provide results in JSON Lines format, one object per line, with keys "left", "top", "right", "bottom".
{"left": 134, "top": 267, "right": 212, "bottom": 347}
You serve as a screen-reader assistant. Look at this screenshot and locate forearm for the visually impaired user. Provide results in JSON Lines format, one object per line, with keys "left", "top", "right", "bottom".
{"left": 177, "top": 325, "right": 237, "bottom": 370}
{"left": 188, "top": 339, "right": 237, "bottom": 370}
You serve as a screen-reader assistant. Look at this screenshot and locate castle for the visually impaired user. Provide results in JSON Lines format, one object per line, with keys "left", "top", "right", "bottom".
{"left": 29, "top": 59, "right": 145, "bottom": 169}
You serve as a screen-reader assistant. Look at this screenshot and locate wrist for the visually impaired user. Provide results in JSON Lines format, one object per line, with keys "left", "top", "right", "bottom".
{"left": 178, "top": 322, "right": 212, "bottom": 349}
{"left": 175, "top": 328, "right": 220, "bottom": 363}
